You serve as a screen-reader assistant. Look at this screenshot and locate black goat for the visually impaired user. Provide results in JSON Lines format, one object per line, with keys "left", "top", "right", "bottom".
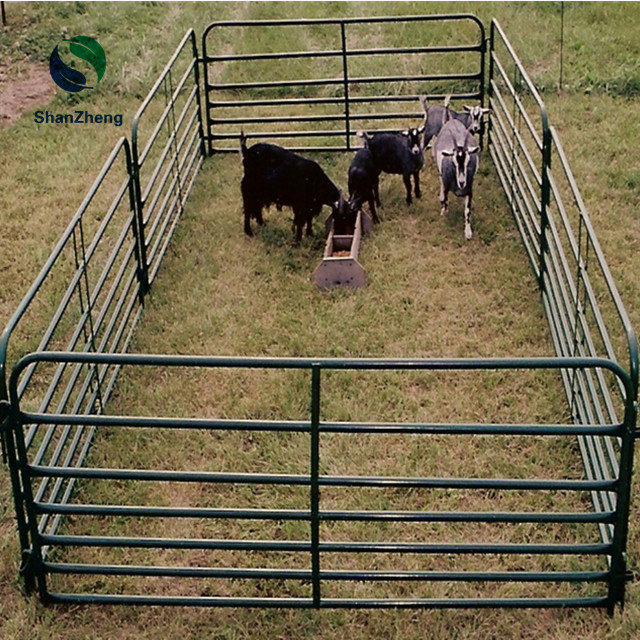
{"left": 347, "top": 147, "right": 380, "bottom": 224}
{"left": 330, "top": 193, "right": 358, "bottom": 236}
{"left": 358, "top": 127, "right": 425, "bottom": 205}
{"left": 240, "top": 134, "right": 343, "bottom": 242}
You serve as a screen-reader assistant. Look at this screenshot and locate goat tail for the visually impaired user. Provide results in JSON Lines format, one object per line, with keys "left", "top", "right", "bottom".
{"left": 239, "top": 130, "right": 248, "bottom": 159}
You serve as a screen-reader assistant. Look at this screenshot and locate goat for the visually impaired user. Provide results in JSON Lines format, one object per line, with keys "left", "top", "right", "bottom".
{"left": 330, "top": 192, "right": 358, "bottom": 236}
{"left": 239, "top": 133, "right": 343, "bottom": 243}
{"left": 420, "top": 95, "right": 490, "bottom": 148}
{"left": 347, "top": 147, "right": 380, "bottom": 224}
{"left": 432, "top": 118, "right": 480, "bottom": 240}
{"left": 358, "top": 127, "right": 425, "bottom": 205}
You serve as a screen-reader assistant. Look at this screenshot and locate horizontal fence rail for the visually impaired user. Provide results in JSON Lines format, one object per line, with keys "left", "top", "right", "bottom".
{"left": 7, "top": 352, "right": 636, "bottom": 610}
{"left": 202, "top": 15, "right": 486, "bottom": 153}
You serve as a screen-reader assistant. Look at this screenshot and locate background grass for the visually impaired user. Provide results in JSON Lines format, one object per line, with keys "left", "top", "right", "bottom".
{"left": 1, "top": 2, "right": 639, "bottom": 638}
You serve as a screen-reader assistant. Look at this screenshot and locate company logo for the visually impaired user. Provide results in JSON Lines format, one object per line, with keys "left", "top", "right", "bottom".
{"left": 49, "top": 36, "right": 106, "bottom": 93}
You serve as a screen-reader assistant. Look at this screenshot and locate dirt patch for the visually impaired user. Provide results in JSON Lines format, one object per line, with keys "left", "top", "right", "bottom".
{"left": 0, "top": 61, "right": 56, "bottom": 128}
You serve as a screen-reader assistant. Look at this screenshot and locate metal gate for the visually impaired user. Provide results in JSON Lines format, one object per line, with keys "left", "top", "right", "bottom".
{"left": 1, "top": 15, "right": 637, "bottom": 613}
{"left": 201, "top": 14, "right": 486, "bottom": 153}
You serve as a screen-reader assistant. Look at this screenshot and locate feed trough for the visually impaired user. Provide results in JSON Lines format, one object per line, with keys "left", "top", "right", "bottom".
{"left": 313, "top": 209, "right": 372, "bottom": 289}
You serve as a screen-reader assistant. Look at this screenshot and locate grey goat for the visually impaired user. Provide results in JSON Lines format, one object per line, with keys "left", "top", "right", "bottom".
{"left": 419, "top": 95, "right": 490, "bottom": 148}
{"left": 432, "top": 118, "right": 480, "bottom": 240}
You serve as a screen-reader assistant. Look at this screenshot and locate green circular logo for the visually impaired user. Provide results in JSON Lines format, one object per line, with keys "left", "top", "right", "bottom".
{"left": 49, "top": 36, "right": 106, "bottom": 93}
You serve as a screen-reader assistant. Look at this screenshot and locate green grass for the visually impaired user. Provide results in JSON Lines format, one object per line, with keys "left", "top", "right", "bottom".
{"left": 2, "top": 2, "right": 640, "bottom": 639}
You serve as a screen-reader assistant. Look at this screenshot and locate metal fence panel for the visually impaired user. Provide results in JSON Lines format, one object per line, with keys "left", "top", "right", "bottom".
{"left": 202, "top": 15, "right": 486, "bottom": 153}
{"left": 488, "top": 19, "right": 638, "bottom": 610}
{"left": 6, "top": 352, "right": 635, "bottom": 611}
{"left": 0, "top": 139, "right": 141, "bottom": 588}
{"left": 131, "top": 28, "right": 205, "bottom": 290}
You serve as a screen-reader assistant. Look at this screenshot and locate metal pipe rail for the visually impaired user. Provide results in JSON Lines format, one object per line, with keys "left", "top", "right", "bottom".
{"left": 202, "top": 14, "right": 486, "bottom": 153}
{"left": 7, "top": 351, "right": 636, "bottom": 611}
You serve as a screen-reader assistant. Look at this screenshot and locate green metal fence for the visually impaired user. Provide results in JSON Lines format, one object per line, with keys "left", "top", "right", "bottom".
{"left": 488, "top": 19, "right": 639, "bottom": 608}
{"left": 7, "top": 351, "right": 634, "bottom": 610}
{"left": 1, "top": 15, "right": 637, "bottom": 613}
{"left": 202, "top": 15, "right": 486, "bottom": 153}
{"left": 0, "top": 31, "right": 203, "bottom": 592}
{"left": 131, "top": 28, "right": 205, "bottom": 290}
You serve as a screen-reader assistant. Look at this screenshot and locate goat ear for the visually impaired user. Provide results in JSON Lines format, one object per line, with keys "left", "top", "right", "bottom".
{"left": 463, "top": 105, "right": 472, "bottom": 112}
{"left": 401, "top": 130, "right": 409, "bottom": 137}
{"left": 441, "top": 149, "right": 455, "bottom": 157}
{"left": 417, "top": 125, "right": 425, "bottom": 134}
{"left": 468, "top": 146, "right": 480, "bottom": 154}
{"left": 482, "top": 108, "right": 492, "bottom": 115}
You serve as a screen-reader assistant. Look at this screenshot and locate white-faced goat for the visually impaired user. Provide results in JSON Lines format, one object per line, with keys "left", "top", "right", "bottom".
{"left": 420, "top": 95, "right": 490, "bottom": 148}
{"left": 347, "top": 147, "right": 380, "bottom": 224}
{"left": 433, "top": 118, "right": 480, "bottom": 240}
{"left": 239, "top": 133, "right": 346, "bottom": 243}
{"left": 358, "top": 127, "right": 425, "bottom": 205}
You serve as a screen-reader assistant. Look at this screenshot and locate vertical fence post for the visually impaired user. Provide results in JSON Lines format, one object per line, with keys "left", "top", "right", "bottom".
{"left": 201, "top": 30, "right": 213, "bottom": 157}
{"left": 191, "top": 31, "right": 207, "bottom": 159}
{"left": 7, "top": 391, "right": 48, "bottom": 601}
{"left": 310, "top": 365, "right": 321, "bottom": 607}
{"left": 340, "top": 22, "right": 351, "bottom": 152}
{"left": 607, "top": 351, "right": 639, "bottom": 613}
{"left": 479, "top": 24, "right": 487, "bottom": 150}
{"left": 0, "top": 400, "right": 33, "bottom": 591}
{"left": 539, "top": 109, "right": 551, "bottom": 293}
{"left": 130, "top": 125, "right": 150, "bottom": 302}
{"left": 487, "top": 23, "right": 495, "bottom": 150}
{"left": 122, "top": 139, "right": 148, "bottom": 305}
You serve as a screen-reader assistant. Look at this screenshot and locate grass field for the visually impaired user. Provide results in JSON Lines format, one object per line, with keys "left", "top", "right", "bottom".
{"left": 1, "top": 2, "right": 639, "bottom": 639}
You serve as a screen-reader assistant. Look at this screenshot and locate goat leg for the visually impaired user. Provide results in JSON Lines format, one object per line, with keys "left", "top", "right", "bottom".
{"left": 243, "top": 202, "right": 261, "bottom": 236}
{"left": 413, "top": 172, "right": 421, "bottom": 199}
{"left": 439, "top": 181, "right": 448, "bottom": 216}
{"left": 369, "top": 196, "right": 380, "bottom": 224}
{"left": 464, "top": 194, "right": 473, "bottom": 240}
{"left": 403, "top": 174, "right": 413, "bottom": 205}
